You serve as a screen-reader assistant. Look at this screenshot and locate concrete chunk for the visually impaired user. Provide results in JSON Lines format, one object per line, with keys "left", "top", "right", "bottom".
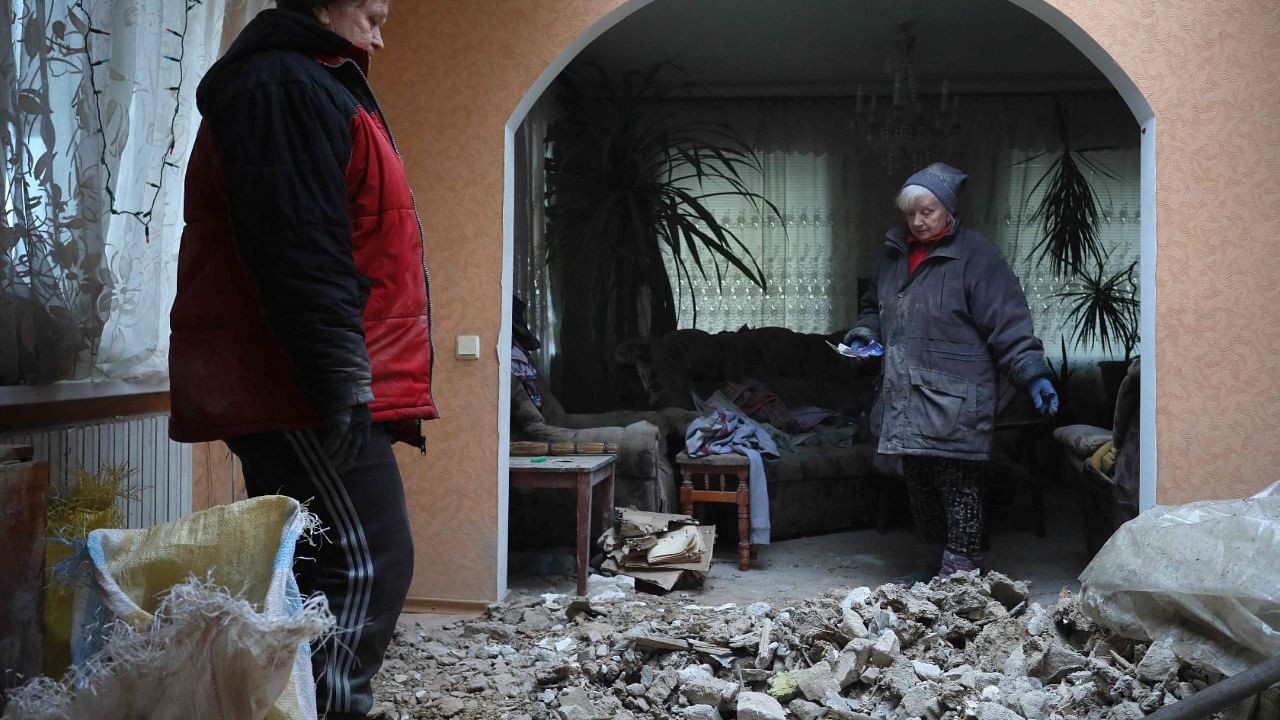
{"left": 870, "top": 630, "right": 900, "bottom": 667}
{"left": 791, "top": 660, "right": 839, "bottom": 702}
{"left": 1035, "top": 641, "right": 1088, "bottom": 684}
{"left": 835, "top": 647, "right": 868, "bottom": 689}
{"left": 680, "top": 705, "right": 724, "bottom": 720}
{"left": 645, "top": 668, "right": 678, "bottom": 704}
{"left": 678, "top": 664, "right": 715, "bottom": 685}
{"left": 913, "top": 660, "right": 943, "bottom": 681}
{"left": 788, "top": 699, "right": 826, "bottom": 720}
{"left": 737, "top": 691, "right": 788, "bottom": 720}
{"left": 1136, "top": 641, "right": 1180, "bottom": 682}
{"left": 975, "top": 701, "right": 1027, "bottom": 720}
{"left": 682, "top": 675, "right": 739, "bottom": 709}
{"left": 899, "top": 682, "right": 941, "bottom": 719}
{"left": 842, "top": 608, "right": 869, "bottom": 639}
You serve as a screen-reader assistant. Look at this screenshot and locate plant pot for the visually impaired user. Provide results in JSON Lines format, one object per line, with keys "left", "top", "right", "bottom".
{"left": 1098, "top": 359, "right": 1131, "bottom": 420}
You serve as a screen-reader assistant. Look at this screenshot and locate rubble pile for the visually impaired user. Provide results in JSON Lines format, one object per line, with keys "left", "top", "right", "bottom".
{"left": 370, "top": 572, "right": 1246, "bottom": 720}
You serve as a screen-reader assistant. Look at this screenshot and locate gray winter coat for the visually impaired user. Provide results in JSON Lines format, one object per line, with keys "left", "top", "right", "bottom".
{"left": 849, "top": 222, "right": 1050, "bottom": 461}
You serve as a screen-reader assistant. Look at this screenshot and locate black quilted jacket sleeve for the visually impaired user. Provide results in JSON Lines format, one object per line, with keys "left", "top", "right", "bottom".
{"left": 210, "top": 56, "right": 374, "bottom": 416}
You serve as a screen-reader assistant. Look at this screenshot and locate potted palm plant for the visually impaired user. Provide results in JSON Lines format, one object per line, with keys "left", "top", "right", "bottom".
{"left": 544, "top": 62, "right": 780, "bottom": 408}
{"left": 1055, "top": 259, "right": 1139, "bottom": 413}
{"left": 1023, "top": 101, "right": 1117, "bottom": 278}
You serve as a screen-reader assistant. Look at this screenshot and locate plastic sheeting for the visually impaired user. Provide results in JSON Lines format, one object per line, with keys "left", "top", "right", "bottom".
{"left": 1080, "top": 482, "right": 1280, "bottom": 676}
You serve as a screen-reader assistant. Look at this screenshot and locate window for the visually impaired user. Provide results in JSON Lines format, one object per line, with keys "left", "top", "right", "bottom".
{"left": 995, "top": 148, "right": 1141, "bottom": 362}
{"left": 664, "top": 151, "right": 859, "bottom": 335}
{"left": 1, "top": 0, "right": 227, "bottom": 388}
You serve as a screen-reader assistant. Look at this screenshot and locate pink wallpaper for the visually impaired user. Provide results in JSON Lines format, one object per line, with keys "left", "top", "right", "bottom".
{"left": 379, "top": 0, "right": 1280, "bottom": 604}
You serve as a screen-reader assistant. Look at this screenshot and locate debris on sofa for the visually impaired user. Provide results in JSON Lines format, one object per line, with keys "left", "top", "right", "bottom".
{"left": 371, "top": 571, "right": 1265, "bottom": 720}
{"left": 597, "top": 508, "right": 715, "bottom": 593}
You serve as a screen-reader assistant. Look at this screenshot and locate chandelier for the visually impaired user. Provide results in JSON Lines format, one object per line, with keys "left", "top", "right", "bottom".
{"left": 854, "top": 23, "right": 961, "bottom": 174}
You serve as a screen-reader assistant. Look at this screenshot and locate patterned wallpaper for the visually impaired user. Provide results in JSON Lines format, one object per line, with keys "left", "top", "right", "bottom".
{"left": 378, "top": 0, "right": 1280, "bottom": 603}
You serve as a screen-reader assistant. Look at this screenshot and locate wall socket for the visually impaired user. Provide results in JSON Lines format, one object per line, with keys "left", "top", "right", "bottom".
{"left": 456, "top": 335, "right": 480, "bottom": 360}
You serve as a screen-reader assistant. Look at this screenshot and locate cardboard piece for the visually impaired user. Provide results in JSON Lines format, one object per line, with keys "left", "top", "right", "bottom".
{"left": 618, "top": 508, "right": 697, "bottom": 538}
{"left": 599, "top": 510, "right": 715, "bottom": 592}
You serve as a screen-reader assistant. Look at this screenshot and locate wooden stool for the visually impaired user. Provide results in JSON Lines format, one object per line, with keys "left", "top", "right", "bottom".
{"left": 675, "top": 450, "right": 752, "bottom": 570}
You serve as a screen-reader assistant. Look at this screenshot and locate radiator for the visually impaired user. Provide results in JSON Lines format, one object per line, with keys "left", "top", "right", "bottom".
{"left": 0, "top": 414, "right": 191, "bottom": 529}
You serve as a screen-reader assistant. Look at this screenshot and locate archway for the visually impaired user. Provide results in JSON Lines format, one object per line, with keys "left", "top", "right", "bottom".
{"left": 496, "top": 0, "right": 1157, "bottom": 597}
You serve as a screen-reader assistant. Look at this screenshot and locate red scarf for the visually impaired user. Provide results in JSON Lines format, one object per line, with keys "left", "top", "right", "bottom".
{"left": 907, "top": 216, "right": 955, "bottom": 274}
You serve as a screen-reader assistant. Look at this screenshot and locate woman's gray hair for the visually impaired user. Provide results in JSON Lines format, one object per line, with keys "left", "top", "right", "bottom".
{"left": 895, "top": 184, "right": 943, "bottom": 213}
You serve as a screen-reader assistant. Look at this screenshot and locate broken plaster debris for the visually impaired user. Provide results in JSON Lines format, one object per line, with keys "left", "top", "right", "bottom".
{"left": 369, "top": 572, "right": 1272, "bottom": 720}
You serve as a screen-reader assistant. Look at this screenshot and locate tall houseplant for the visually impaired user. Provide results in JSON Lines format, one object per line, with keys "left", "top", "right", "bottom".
{"left": 544, "top": 62, "right": 779, "bottom": 408}
{"left": 1056, "top": 259, "right": 1139, "bottom": 414}
{"left": 1023, "top": 102, "right": 1117, "bottom": 278}
{"left": 1023, "top": 99, "right": 1136, "bottom": 419}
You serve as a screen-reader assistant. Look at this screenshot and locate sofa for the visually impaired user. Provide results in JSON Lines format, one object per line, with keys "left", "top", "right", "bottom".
{"left": 508, "top": 372, "right": 699, "bottom": 519}
{"left": 614, "top": 327, "right": 883, "bottom": 539}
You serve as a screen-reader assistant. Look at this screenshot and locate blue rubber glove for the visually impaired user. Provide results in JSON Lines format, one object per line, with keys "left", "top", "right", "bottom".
{"left": 1028, "top": 377, "right": 1059, "bottom": 417}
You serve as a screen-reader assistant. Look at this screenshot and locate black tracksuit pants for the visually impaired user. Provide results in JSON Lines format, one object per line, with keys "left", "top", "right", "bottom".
{"left": 228, "top": 424, "right": 413, "bottom": 720}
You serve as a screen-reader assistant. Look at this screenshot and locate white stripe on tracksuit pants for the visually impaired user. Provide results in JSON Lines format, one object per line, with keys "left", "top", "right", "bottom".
{"left": 228, "top": 423, "right": 414, "bottom": 718}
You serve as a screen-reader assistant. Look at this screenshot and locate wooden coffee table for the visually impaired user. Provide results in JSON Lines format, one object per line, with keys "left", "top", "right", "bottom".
{"left": 509, "top": 454, "right": 616, "bottom": 596}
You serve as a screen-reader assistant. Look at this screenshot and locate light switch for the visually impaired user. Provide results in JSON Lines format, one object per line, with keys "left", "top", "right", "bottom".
{"left": 456, "top": 335, "right": 480, "bottom": 360}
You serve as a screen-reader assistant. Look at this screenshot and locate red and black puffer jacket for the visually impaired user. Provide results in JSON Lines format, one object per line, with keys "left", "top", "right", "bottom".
{"left": 169, "top": 9, "right": 436, "bottom": 444}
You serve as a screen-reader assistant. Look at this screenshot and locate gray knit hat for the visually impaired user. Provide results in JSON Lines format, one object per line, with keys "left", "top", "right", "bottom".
{"left": 902, "top": 162, "right": 968, "bottom": 215}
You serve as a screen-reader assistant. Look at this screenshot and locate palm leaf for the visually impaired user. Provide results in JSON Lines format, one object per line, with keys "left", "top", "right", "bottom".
{"left": 545, "top": 60, "right": 779, "bottom": 356}
{"left": 1055, "top": 260, "right": 1138, "bottom": 359}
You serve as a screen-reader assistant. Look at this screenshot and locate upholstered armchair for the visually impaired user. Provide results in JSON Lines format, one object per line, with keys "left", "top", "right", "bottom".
{"left": 1052, "top": 359, "right": 1141, "bottom": 555}
{"left": 509, "top": 374, "right": 685, "bottom": 512}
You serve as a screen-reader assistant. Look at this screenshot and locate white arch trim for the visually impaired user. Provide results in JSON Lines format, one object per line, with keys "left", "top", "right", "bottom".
{"left": 498, "top": 0, "right": 1158, "bottom": 596}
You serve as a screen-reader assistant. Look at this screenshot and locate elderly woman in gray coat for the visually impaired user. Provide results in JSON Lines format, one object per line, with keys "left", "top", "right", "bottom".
{"left": 843, "top": 162, "right": 1059, "bottom": 579}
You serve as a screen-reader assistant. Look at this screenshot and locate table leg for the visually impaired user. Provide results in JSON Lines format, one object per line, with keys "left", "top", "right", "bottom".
{"left": 736, "top": 474, "right": 750, "bottom": 571}
{"left": 601, "top": 465, "right": 615, "bottom": 551}
{"left": 575, "top": 471, "right": 590, "bottom": 597}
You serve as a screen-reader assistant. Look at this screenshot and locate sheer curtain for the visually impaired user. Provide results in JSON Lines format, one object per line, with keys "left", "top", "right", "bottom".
{"left": 658, "top": 99, "right": 863, "bottom": 335}
{"left": 665, "top": 150, "right": 858, "bottom": 334}
{"left": 994, "top": 147, "right": 1141, "bottom": 362}
{"left": 1, "top": 0, "right": 234, "bottom": 386}
{"left": 512, "top": 90, "right": 558, "bottom": 375}
{"left": 651, "top": 93, "right": 1139, "bottom": 351}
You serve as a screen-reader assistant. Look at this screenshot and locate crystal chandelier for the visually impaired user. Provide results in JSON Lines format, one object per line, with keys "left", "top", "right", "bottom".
{"left": 854, "top": 23, "right": 961, "bottom": 174}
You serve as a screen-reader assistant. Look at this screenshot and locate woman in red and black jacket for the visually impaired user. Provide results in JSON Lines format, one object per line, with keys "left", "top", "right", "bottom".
{"left": 168, "top": 2, "right": 432, "bottom": 717}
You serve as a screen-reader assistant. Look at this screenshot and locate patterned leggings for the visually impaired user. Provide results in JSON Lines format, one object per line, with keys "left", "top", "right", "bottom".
{"left": 901, "top": 455, "right": 986, "bottom": 560}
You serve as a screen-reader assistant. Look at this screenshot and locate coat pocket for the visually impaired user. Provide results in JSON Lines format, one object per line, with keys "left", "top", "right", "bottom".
{"left": 907, "top": 366, "right": 970, "bottom": 439}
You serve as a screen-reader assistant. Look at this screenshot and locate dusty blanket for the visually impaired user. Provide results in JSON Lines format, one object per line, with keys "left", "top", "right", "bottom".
{"left": 684, "top": 407, "right": 779, "bottom": 544}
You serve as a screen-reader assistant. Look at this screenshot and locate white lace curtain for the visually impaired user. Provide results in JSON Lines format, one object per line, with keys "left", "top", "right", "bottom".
{"left": 512, "top": 91, "right": 557, "bottom": 376}
{"left": 0, "top": 0, "right": 265, "bottom": 386}
{"left": 652, "top": 94, "right": 1139, "bottom": 341}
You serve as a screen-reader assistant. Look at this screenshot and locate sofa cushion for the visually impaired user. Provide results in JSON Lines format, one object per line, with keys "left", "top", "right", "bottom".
{"left": 1052, "top": 424, "right": 1113, "bottom": 458}
{"left": 767, "top": 444, "right": 876, "bottom": 485}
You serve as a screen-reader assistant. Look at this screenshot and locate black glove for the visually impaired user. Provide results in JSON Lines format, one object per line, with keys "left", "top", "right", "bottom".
{"left": 323, "top": 403, "right": 372, "bottom": 471}
{"left": 841, "top": 328, "right": 869, "bottom": 349}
